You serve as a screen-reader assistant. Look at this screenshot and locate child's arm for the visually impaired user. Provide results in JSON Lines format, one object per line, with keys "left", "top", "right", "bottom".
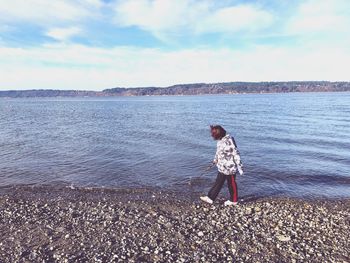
{"left": 229, "top": 137, "right": 244, "bottom": 175}
{"left": 233, "top": 147, "right": 243, "bottom": 175}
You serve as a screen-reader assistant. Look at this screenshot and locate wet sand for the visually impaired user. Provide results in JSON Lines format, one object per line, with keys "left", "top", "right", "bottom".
{"left": 0, "top": 185, "right": 349, "bottom": 262}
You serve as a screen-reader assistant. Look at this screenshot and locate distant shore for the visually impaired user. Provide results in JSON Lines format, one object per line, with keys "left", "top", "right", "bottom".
{"left": 1, "top": 81, "right": 350, "bottom": 98}
{"left": 0, "top": 185, "right": 349, "bottom": 262}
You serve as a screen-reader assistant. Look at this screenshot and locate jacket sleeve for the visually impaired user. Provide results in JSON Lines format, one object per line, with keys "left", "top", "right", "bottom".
{"left": 233, "top": 147, "right": 243, "bottom": 173}
{"left": 227, "top": 137, "right": 243, "bottom": 175}
{"left": 213, "top": 148, "right": 219, "bottom": 163}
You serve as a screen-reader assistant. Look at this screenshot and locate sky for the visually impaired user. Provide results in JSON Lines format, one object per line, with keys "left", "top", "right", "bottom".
{"left": 0, "top": 0, "right": 349, "bottom": 90}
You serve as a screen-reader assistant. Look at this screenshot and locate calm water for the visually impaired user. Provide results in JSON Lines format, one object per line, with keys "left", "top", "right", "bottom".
{"left": 1, "top": 93, "right": 350, "bottom": 199}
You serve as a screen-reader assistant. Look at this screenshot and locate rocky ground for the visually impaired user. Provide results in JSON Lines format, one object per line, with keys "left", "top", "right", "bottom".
{"left": 0, "top": 185, "right": 349, "bottom": 262}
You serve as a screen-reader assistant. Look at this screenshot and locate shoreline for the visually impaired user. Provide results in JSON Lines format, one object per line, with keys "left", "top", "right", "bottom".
{"left": 1, "top": 90, "right": 350, "bottom": 99}
{"left": 1, "top": 184, "right": 348, "bottom": 202}
{"left": 1, "top": 186, "right": 349, "bottom": 262}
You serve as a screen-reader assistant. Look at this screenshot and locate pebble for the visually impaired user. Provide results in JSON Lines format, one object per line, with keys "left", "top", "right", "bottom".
{"left": 277, "top": 235, "right": 291, "bottom": 242}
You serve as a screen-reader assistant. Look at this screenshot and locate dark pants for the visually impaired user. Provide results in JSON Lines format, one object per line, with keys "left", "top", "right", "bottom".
{"left": 208, "top": 172, "right": 238, "bottom": 202}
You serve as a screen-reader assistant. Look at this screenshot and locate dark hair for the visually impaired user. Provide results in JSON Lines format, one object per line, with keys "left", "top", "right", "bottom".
{"left": 210, "top": 125, "right": 226, "bottom": 138}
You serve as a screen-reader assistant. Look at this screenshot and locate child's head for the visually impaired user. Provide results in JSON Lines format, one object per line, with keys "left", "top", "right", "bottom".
{"left": 210, "top": 125, "right": 226, "bottom": 140}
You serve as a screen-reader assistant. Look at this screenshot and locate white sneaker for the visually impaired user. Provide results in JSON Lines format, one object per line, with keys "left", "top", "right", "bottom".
{"left": 224, "top": 200, "right": 238, "bottom": 206}
{"left": 200, "top": 196, "right": 213, "bottom": 204}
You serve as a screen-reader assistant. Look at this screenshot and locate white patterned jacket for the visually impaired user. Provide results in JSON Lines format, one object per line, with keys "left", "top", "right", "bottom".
{"left": 213, "top": 134, "right": 243, "bottom": 175}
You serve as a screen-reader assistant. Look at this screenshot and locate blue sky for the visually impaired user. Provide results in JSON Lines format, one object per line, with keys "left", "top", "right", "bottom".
{"left": 0, "top": 0, "right": 349, "bottom": 90}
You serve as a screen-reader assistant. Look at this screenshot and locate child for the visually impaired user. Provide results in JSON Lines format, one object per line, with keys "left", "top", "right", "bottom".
{"left": 200, "top": 125, "right": 243, "bottom": 206}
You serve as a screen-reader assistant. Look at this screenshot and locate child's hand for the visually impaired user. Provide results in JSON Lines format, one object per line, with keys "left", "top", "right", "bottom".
{"left": 238, "top": 167, "right": 244, "bottom": 176}
{"left": 205, "top": 163, "right": 215, "bottom": 171}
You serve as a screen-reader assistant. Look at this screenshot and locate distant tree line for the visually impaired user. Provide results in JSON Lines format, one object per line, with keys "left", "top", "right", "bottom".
{"left": 1, "top": 81, "right": 350, "bottom": 97}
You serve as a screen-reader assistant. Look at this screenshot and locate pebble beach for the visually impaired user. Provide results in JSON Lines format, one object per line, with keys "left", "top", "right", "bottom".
{"left": 0, "top": 186, "right": 349, "bottom": 262}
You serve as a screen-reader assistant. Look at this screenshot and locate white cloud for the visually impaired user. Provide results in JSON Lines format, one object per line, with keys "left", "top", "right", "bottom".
{"left": 0, "top": 0, "right": 102, "bottom": 25}
{"left": 195, "top": 5, "right": 273, "bottom": 34}
{"left": 0, "top": 42, "right": 349, "bottom": 90}
{"left": 287, "top": 0, "right": 350, "bottom": 35}
{"left": 113, "top": 0, "right": 274, "bottom": 39}
{"left": 46, "top": 27, "right": 83, "bottom": 42}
